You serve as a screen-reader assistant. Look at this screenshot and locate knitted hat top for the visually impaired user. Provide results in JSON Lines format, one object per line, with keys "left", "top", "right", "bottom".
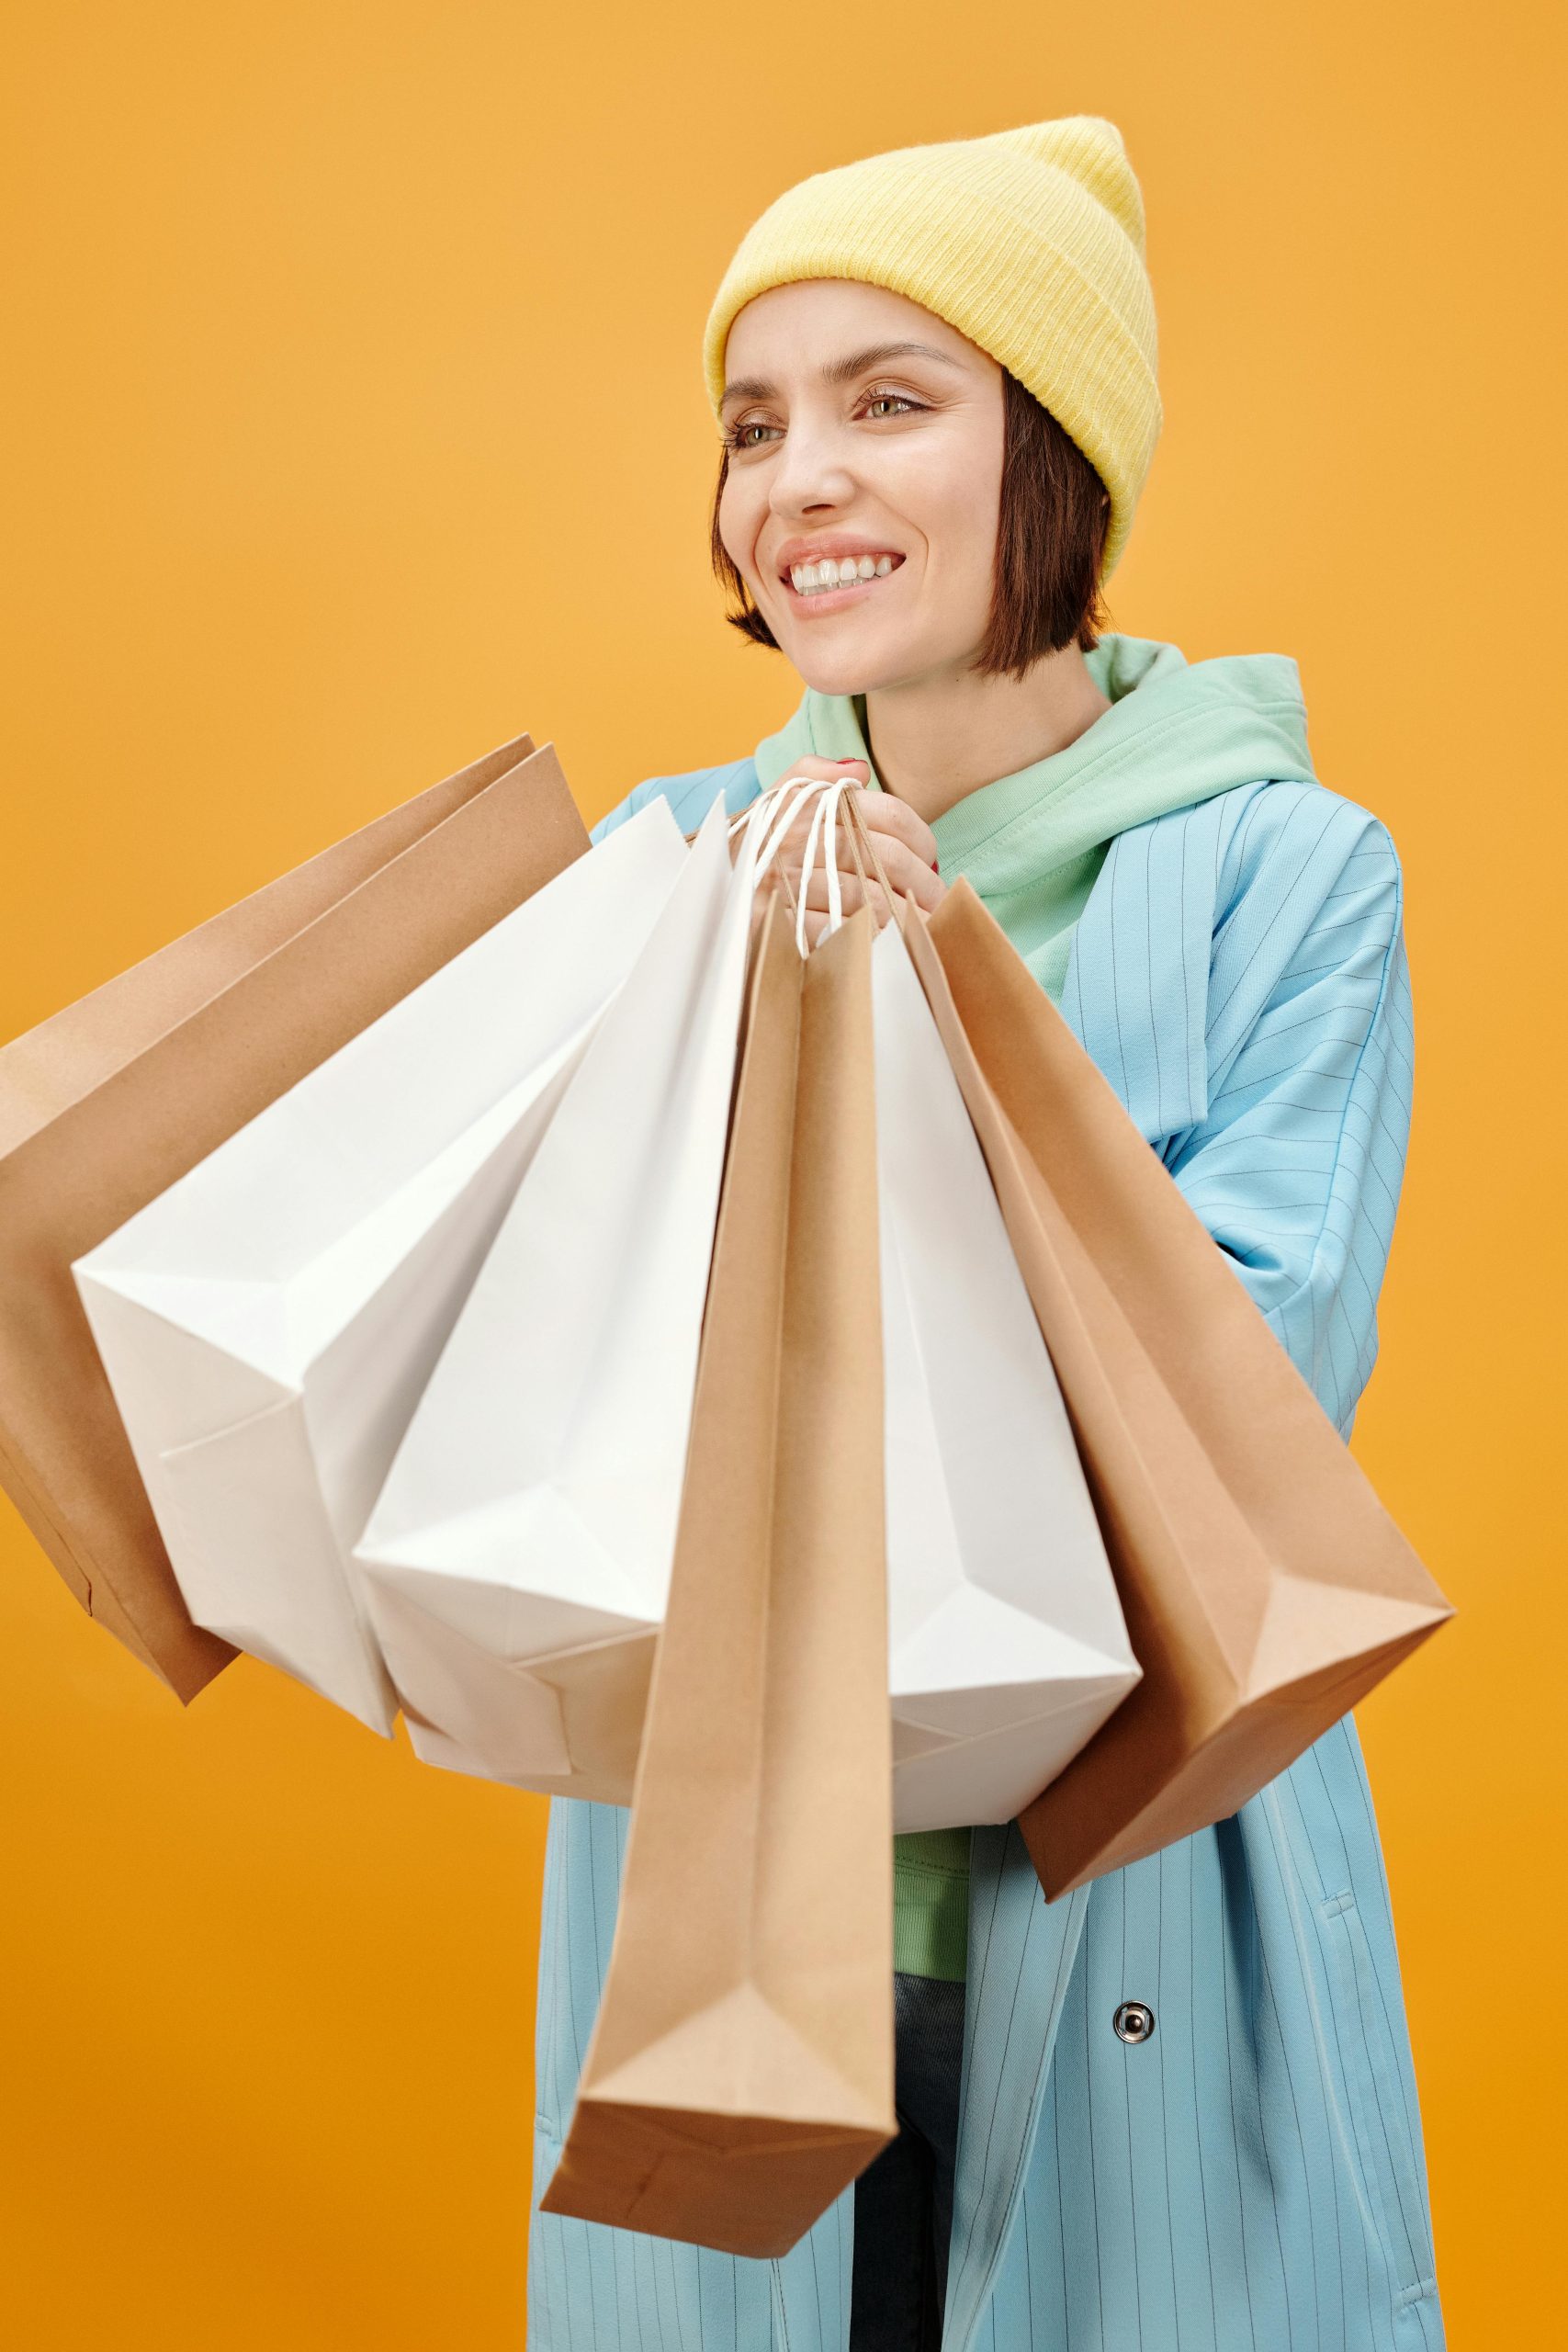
{"left": 702, "top": 117, "right": 1160, "bottom": 575}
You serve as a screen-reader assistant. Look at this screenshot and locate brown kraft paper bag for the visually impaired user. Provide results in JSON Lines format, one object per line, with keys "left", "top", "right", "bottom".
{"left": 902, "top": 884, "right": 1451, "bottom": 1901}
{"left": 542, "top": 896, "right": 896, "bottom": 2258}
{"left": 0, "top": 735, "right": 588, "bottom": 1700}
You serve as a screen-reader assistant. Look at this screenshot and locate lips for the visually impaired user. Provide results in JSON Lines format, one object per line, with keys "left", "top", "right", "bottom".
{"left": 774, "top": 537, "right": 904, "bottom": 575}
{"left": 773, "top": 545, "right": 907, "bottom": 608}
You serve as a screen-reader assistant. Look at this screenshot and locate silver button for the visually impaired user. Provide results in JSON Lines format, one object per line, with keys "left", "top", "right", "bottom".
{"left": 1113, "top": 2001, "right": 1156, "bottom": 2044}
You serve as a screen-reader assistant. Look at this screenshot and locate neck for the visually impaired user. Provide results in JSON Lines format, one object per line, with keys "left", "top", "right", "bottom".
{"left": 860, "top": 642, "right": 1111, "bottom": 825}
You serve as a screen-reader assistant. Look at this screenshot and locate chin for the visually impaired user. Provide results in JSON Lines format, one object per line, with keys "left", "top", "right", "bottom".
{"left": 780, "top": 632, "right": 908, "bottom": 699}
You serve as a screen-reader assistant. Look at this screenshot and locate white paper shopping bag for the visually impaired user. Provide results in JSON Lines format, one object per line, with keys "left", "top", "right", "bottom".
{"left": 872, "top": 918, "right": 1139, "bottom": 1829}
{"left": 73, "top": 801, "right": 687, "bottom": 1733}
{"left": 355, "top": 797, "right": 760, "bottom": 1796}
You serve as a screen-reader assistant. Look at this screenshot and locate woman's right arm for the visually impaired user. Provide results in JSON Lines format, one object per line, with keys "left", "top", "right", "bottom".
{"left": 588, "top": 759, "right": 761, "bottom": 845}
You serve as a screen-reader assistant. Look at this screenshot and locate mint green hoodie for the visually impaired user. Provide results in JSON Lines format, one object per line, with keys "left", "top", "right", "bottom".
{"left": 753, "top": 632, "right": 1321, "bottom": 1979}
{"left": 754, "top": 631, "right": 1320, "bottom": 1004}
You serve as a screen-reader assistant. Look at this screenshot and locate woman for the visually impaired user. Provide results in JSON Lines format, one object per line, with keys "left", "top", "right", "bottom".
{"left": 529, "top": 118, "right": 1441, "bottom": 2350}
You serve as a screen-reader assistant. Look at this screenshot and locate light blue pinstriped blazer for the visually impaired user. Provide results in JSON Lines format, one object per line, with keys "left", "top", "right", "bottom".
{"left": 526, "top": 763, "right": 1443, "bottom": 2351}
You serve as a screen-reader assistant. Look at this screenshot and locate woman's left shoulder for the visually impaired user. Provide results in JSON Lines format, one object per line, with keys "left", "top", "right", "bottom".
{"left": 1189, "top": 778, "right": 1408, "bottom": 1098}
{"left": 1204, "top": 776, "right": 1403, "bottom": 927}
{"left": 588, "top": 757, "right": 761, "bottom": 844}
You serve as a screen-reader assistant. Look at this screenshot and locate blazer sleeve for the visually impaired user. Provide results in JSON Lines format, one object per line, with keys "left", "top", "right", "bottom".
{"left": 1165, "top": 794, "right": 1414, "bottom": 1436}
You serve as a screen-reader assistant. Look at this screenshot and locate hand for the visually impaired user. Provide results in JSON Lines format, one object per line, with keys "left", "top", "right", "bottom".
{"left": 756, "top": 757, "right": 945, "bottom": 949}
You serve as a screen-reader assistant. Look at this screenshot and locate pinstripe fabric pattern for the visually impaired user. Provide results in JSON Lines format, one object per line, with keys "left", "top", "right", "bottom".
{"left": 526, "top": 764, "right": 1441, "bottom": 2349}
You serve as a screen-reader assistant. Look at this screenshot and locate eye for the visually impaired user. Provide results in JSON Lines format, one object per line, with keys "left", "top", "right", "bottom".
{"left": 723, "top": 418, "right": 780, "bottom": 452}
{"left": 862, "top": 389, "right": 924, "bottom": 421}
{"left": 722, "top": 387, "right": 928, "bottom": 452}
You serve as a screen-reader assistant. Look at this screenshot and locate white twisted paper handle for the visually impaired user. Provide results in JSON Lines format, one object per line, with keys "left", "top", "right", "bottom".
{"left": 729, "top": 775, "right": 897, "bottom": 955}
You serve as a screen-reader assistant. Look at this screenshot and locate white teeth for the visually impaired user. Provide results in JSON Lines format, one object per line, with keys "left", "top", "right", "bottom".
{"left": 786, "top": 553, "right": 899, "bottom": 596}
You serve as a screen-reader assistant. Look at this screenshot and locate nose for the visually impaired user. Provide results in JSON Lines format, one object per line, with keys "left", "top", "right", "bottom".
{"left": 767, "top": 413, "right": 857, "bottom": 523}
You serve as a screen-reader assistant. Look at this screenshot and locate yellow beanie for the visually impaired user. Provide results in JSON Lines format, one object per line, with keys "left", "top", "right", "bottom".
{"left": 702, "top": 117, "right": 1160, "bottom": 576}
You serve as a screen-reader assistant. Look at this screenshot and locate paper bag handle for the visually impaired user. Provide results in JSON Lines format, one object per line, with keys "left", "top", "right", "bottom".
{"left": 726, "top": 776, "right": 904, "bottom": 956}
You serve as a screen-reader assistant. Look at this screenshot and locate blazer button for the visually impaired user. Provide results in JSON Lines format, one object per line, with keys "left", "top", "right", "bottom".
{"left": 1113, "top": 2001, "right": 1156, "bottom": 2044}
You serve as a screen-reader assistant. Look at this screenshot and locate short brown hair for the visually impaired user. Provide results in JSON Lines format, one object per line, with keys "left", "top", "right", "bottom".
{"left": 708, "top": 368, "right": 1111, "bottom": 673}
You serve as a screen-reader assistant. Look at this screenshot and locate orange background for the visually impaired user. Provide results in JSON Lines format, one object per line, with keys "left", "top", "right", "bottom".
{"left": 2, "top": 5, "right": 1561, "bottom": 2343}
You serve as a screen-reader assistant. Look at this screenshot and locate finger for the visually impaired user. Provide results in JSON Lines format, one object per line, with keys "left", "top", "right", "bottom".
{"left": 852, "top": 787, "right": 939, "bottom": 869}
{"left": 770, "top": 755, "right": 871, "bottom": 800}
{"left": 760, "top": 763, "right": 876, "bottom": 864}
{"left": 799, "top": 899, "right": 895, "bottom": 950}
{"left": 794, "top": 863, "right": 906, "bottom": 914}
{"left": 779, "top": 808, "right": 941, "bottom": 909}
{"left": 795, "top": 866, "right": 871, "bottom": 915}
{"left": 765, "top": 786, "right": 857, "bottom": 864}
{"left": 773, "top": 808, "right": 873, "bottom": 888}
{"left": 796, "top": 868, "right": 906, "bottom": 928}
{"left": 772, "top": 755, "right": 859, "bottom": 782}
{"left": 845, "top": 834, "right": 946, "bottom": 913}
{"left": 792, "top": 854, "right": 934, "bottom": 922}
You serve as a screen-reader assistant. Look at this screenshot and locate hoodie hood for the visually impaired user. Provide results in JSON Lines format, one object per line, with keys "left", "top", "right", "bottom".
{"left": 754, "top": 632, "right": 1316, "bottom": 876}
{"left": 751, "top": 632, "right": 1320, "bottom": 994}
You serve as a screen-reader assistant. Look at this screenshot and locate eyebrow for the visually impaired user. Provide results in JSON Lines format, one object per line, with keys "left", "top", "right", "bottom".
{"left": 718, "top": 340, "right": 964, "bottom": 413}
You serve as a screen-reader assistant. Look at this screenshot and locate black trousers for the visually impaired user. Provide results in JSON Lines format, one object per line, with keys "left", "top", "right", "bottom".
{"left": 849, "top": 1973, "right": 966, "bottom": 2352}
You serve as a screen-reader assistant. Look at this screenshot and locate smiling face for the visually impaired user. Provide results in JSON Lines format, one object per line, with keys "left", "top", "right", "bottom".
{"left": 716, "top": 280, "right": 1007, "bottom": 697}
